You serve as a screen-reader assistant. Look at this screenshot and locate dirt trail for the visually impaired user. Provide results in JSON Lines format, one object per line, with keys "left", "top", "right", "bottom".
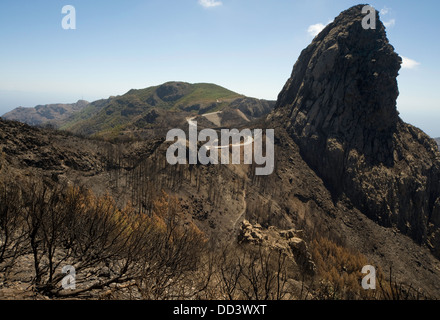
{"left": 232, "top": 190, "right": 247, "bottom": 236}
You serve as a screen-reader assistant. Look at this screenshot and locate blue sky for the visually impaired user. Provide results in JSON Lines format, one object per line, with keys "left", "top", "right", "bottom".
{"left": 0, "top": 0, "right": 439, "bottom": 136}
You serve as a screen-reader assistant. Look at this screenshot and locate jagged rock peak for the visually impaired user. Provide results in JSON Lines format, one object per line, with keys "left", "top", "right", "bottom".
{"left": 270, "top": 5, "right": 440, "bottom": 258}
{"left": 274, "top": 4, "right": 402, "bottom": 166}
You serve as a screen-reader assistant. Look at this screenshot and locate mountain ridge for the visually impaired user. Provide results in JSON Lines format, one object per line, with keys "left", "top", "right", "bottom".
{"left": 2, "top": 82, "right": 275, "bottom": 140}
{"left": 2, "top": 100, "right": 89, "bottom": 127}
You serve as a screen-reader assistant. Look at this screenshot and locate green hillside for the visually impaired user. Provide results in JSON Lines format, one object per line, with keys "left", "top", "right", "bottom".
{"left": 61, "top": 82, "right": 244, "bottom": 138}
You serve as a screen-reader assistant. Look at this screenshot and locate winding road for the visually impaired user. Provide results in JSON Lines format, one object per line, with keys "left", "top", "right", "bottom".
{"left": 186, "top": 113, "right": 249, "bottom": 239}
{"left": 186, "top": 112, "right": 258, "bottom": 150}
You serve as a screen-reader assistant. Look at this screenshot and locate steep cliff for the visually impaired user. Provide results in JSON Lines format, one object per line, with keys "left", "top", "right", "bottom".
{"left": 271, "top": 5, "right": 440, "bottom": 256}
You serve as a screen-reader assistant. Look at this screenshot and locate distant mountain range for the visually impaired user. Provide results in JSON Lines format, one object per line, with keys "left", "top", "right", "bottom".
{"left": 435, "top": 138, "right": 440, "bottom": 149}
{"left": 2, "top": 82, "right": 275, "bottom": 140}
{"left": 2, "top": 100, "right": 89, "bottom": 127}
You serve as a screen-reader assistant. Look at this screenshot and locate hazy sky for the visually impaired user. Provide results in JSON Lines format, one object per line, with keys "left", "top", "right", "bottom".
{"left": 0, "top": 0, "right": 439, "bottom": 136}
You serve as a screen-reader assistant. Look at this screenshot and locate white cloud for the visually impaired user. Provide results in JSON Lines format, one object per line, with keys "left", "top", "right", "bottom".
{"left": 384, "top": 19, "right": 396, "bottom": 28}
{"left": 401, "top": 56, "right": 421, "bottom": 70}
{"left": 380, "top": 7, "right": 390, "bottom": 15}
{"left": 307, "top": 23, "right": 326, "bottom": 37}
{"left": 198, "top": 0, "right": 222, "bottom": 8}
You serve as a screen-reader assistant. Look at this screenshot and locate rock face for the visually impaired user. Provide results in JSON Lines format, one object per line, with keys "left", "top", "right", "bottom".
{"left": 271, "top": 5, "right": 440, "bottom": 257}
{"left": 229, "top": 98, "right": 275, "bottom": 119}
{"left": 156, "top": 82, "right": 192, "bottom": 102}
{"left": 239, "top": 220, "right": 316, "bottom": 275}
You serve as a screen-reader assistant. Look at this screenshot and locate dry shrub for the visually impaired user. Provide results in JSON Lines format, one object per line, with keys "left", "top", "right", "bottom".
{"left": 310, "top": 236, "right": 372, "bottom": 300}
{"left": 0, "top": 176, "right": 209, "bottom": 299}
{"left": 309, "top": 235, "right": 427, "bottom": 300}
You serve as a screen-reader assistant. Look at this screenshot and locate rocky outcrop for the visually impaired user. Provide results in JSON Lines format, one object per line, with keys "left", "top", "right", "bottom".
{"left": 239, "top": 220, "right": 316, "bottom": 275}
{"left": 270, "top": 5, "right": 440, "bottom": 257}
{"left": 229, "top": 98, "right": 275, "bottom": 119}
{"left": 156, "top": 82, "right": 192, "bottom": 102}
